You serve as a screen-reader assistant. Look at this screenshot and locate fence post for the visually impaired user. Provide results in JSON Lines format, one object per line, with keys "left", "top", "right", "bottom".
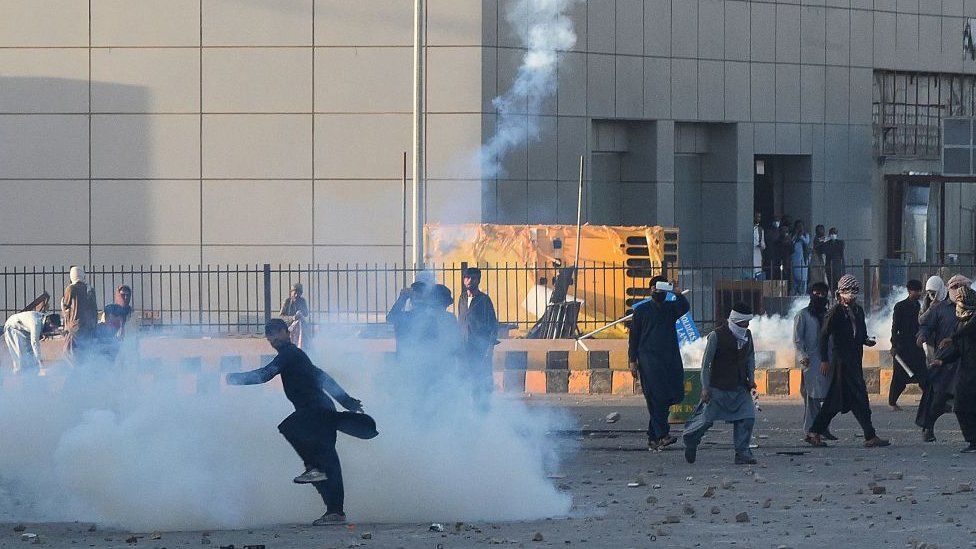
{"left": 263, "top": 263, "right": 272, "bottom": 325}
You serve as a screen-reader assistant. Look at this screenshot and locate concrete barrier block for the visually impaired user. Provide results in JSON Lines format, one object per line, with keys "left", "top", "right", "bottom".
{"left": 504, "top": 351, "right": 527, "bottom": 370}
{"left": 609, "top": 350, "right": 630, "bottom": 371}
{"left": 863, "top": 367, "right": 881, "bottom": 394}
{"left": 611, "top": 371, "right": 637, "bottom": 395}
{"left": 568, "top": 351, "right": 589, "bottom": 371}
{"left": 588, "top": 350, "right": 610, "bottom": 369}
{"left": 863, "top": 349, "right": 881, "bottom": 367}
{"left": 525, "top": 370, "right": 547, "bottom": 393}
{"left": 754, "top": 369, "right": 768, "bottom": 394}
{"left": 502, "top": 370, "right": 526, "bottom": 393}
{"left": 789, "top": 368, "right": 802, "bottom": 396}
{"left": 546, "top": 370, "right": 570, "bottom": 393}
{"left": 589, "top": 369, "right": 613, "bottom": 394}
{"left": 766, "top": 369, "right": 790, "bottom": 395}
{"left": 527, "top": 350, "right": 547, "bottom": 370}
{"left": 568, "top": 370, "right": 591, "bottom": 394}
{"left": 546, "top": 350, "right": 569, "bottom": 370}
{"left": 879, "top": 368, "right": 893, "bottom": 397}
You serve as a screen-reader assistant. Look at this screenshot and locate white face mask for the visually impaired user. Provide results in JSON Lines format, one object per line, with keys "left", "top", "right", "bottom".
{"left": 772, "top": 221, "right": 780, "bottom": 228}
{"left": 830, "top": 234, "right": 838, "bottom": 240}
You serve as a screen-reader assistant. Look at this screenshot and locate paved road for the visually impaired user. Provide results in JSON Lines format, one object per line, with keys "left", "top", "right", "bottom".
{"left": 3, "top": 395, "right": 975, "bottom": 548}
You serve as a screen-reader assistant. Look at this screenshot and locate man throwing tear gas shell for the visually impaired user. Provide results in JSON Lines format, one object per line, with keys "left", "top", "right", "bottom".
{"left": 226, "top": 319, "right": 377, "bottom": 525}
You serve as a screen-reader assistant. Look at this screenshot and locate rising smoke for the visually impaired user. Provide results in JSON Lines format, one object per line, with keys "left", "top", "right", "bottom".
{"left": 0, "top": 334, "right": 572, "bottom": 531}
{"left": 479, "top": 0, "right": 578, "bottom": 178}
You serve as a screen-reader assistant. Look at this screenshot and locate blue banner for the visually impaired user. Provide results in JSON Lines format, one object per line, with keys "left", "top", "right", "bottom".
{"left": 632, "top": 293, "right": 701, "bottom": 345}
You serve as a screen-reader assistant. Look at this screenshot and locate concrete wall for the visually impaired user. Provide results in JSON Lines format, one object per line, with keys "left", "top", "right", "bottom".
{"left": 3, "top": 1, "right": 976, "bottom": 268}
{"left": 0, "top": 0, "right": 488, "bottom": 267}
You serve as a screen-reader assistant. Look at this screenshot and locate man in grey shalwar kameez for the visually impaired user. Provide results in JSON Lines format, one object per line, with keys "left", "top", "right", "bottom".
{"left": 794, "top": 282, "right": 837, "bottom": 443}
{"left": 683, "top": 303, "right": 758, "bottom": 465}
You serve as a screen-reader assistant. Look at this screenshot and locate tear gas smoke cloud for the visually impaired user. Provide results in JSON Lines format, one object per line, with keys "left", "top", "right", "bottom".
{"left": 0, "top": 336, "right": 572, "bottom": 531}
{"left": 679, "top": 289, "right": 909, "bottom": 367}
{"left": 479, "top": 0, "right": 577, "bottom": 178}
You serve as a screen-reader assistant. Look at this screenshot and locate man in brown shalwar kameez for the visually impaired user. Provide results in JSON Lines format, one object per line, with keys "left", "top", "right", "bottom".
{"left": 61, "top": 266, "right": 98, "bottom": 364}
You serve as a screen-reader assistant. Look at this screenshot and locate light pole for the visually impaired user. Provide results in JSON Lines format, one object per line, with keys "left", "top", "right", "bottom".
{"left": 412, "top": 0, "right": 425, "bottom": 269}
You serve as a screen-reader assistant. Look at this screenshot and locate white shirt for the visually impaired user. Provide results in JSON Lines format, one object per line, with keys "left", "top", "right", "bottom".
{"left": 4, "top": 311, "right": 44, "bottom": 357}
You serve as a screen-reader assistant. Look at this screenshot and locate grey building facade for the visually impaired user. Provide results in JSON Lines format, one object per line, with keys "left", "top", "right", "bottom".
{"left": 2, "top": 0, "right": 976, "bottom": 267}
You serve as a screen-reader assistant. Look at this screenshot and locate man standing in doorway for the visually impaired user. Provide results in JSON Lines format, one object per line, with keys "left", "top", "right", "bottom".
{"left": 629, "top": 275, "right": 690, "bottom": 451}
{"left": 753, "top": 212, "right": 766, "bottom": 280}
{"left": 821, "top": 227, "right": 846, "bottom": 290}
{"left": 790, "top": 221, "right": 811, "bottom": 295}
{"left": 456, "top": 267, "right": 498, "bottom": 403}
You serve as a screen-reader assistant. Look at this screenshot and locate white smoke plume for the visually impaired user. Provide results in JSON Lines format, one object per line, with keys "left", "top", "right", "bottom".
{"left": 480, "top": 0, "right": 578, "bottom": 178}
{"left": 680, "top": 290, "right": 909, "bottom": 368}
{"left": 0, "top": 337, "right": 572, "bottom": 531}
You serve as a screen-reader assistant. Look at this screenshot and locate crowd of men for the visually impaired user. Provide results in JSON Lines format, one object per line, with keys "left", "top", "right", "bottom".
{"left": 753, "top": 212, "right": 847, "bottom": 294}
{"left": 630, "top": 271, "right": 976, "bottom": 465}
{"left": 3, "top": 266, "right": 133, "bottom": 372}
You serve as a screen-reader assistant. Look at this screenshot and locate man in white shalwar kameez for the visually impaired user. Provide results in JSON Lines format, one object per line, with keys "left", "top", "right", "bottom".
{"left": 3, "top": 311, "right": 59, "bottom": 373}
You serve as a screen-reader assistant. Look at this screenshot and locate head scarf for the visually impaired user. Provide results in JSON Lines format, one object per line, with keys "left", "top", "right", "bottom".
{"left": 836, "top": 274, "right": 860, "bottom": 294}
{"left": 948, "top": 274, "right": 972, "bottom": 303}
{"left": 69, "top": 266, "right": 86, "bottom": 284}
{"left": 925, "top": 275, "right": 948, "bottom": 302}
{"left": 727, "top": 309, "right": 753, "bottom": 348}
{"left": 957, "top": 286, "right": 976, "bottom": 322}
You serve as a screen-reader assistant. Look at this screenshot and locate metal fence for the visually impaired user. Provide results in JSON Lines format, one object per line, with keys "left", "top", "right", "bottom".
{"left": 1, "top": 261, "right": 971, "bottom": 336}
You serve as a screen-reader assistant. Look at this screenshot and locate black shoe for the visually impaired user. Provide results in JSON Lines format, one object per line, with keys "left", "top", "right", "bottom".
{"left": 961, "top": 444, "right": 976, "bottom": 454}
{"left": 734, "top": 455, "right": 757, "bottom": 465}
{"left": 822, "top": 431, "right": 839, "bottom": 441}
{"left": 657, "top": 435, "right": 678, "bottom": 449}
{"left": 923, "top": 429, "right": 936, "bottom": 443}
{"left": 684, "top": 439, "right": 697, "bottom": 464}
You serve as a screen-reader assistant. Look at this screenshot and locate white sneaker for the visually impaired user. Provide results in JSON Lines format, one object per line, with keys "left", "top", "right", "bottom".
{"left": 293, "top": 468, "right": 328, "bottom": 484}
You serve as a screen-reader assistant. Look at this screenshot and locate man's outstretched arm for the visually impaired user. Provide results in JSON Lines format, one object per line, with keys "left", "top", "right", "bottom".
{"left": 319, "top": 369, "right": 363, "bottom": 412}
{"left": 226, "top": 356, "right": 283, "bottom": 385}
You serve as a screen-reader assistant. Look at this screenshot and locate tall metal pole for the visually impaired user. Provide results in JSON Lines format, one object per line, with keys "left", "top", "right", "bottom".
{"left": 574, "top": 155, "right": 585, "bottom": 266}
{"left": 401, "top": 151, "right": 408, "bottom": 283}
{"left": 412, "top": 0, "right": 425, "bottom": 270}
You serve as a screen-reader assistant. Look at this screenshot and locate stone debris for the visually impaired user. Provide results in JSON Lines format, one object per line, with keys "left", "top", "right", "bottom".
{"left": 702, "top": 486, "right": 716, "bottom": 498}
{"left": 21, "top": 533, "right": 37, "bottom": 541}
{"left": 762, "top": 498, "right": 772, "bottom": 509}
{"left": 429, "top": 523, "right": 445, "bottom": 532}
{"left": 682, "top": 504, "right": 696, "bottom": 516}
{"left": 13, "top": 525, "right": 26, "bottom": 533}
{"left": 125, "top": 535, "right": 139, "bottom": 544}
{"left": 711, "top": 507, "right": 721, "bottom": 515}
{"left": 149, "top": 531, "right": 162, "bottom": 540}
{"left": 735, "top": 512, "right": 750, "bottom": 523}
{"left": 812, "top": 494, "right": 824, "bottom": 502}
{"left": 721, "top": 479, "right": 735, "bottom": 489}
{"left": 361, "top": 533, "right": 372, "bottom": 540}
{"left": 958, "top": 483, "right": 973, "bottom": 493}
{"left": 871, "top": 486, "right": 887, "bottom": 495}
{"left": 663, "top": 515, "right": 680, "bottom": 524}
{"left": 532, "top": 532, "right": 544, "bottom": 542}
{"left": 628, "top": 475, "right": 646, "bottom": 487}
{"left": 605, "top": 412, "right": 621, "bottom": 423}
{"left": 646, "top": 495, "right": 658, "bottom": 505}
{"left": 890, "top": 472, "right": 904, "bottom": 480}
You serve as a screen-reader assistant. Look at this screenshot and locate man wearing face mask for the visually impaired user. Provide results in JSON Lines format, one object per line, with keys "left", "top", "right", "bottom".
{"left": 628, "top": 275, "right": 690, "bottom": 451}
{"left": 795, "top": 282, "right": 837, "bottom": 444}
{"left": 807, "top": 275, "right": 890, "bottom": 448}
{"left": 916, "top": 274, "right": 969, "bottom": 441}
{"left": 889, "top": 279, "right": 928, "bottom": 411}
{"left": 682, "top": 303, "right": 758, "bottom": 465}
{"left": 820, "top": 227, "right": 846, "bottom": 291}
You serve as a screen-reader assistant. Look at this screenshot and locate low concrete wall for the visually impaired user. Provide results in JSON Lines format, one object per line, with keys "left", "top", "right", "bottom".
{"left": 2, "top": 337, "right": 906, "bottom": 397}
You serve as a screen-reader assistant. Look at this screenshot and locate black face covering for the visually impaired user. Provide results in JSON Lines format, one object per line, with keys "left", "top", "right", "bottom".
{"left": 808, "top": 295, "right": 828, "bottom": 320}
{"left": 651, "top": 292, "right": 666, "bottom": 303}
